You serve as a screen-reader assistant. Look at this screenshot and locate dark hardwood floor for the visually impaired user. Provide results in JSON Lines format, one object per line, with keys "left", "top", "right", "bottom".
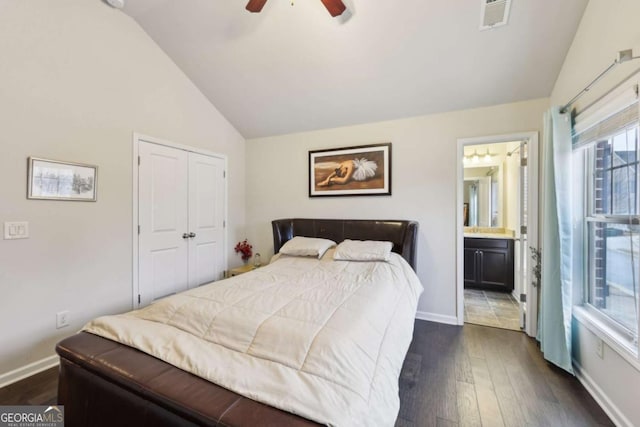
{"left": 398, "top": 321, "right": 613, "bottom": 427}
{"left": 0, "top": 321, "right": 612, "bottom": 426}
{"left": 0, "top": 365, "right": 57, "bottom": 406}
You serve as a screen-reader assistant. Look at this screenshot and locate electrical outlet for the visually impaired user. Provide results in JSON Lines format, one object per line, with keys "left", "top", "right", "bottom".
{"left": 56, "top": 311, "right": 70, "bottom": 329}
{"left": 596, "top": 338, "right": 604, "bottom": 359}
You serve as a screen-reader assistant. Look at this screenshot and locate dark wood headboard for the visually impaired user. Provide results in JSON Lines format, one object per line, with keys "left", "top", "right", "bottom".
{"left": 271, "top": 218, "right": 419, "bottom": 270}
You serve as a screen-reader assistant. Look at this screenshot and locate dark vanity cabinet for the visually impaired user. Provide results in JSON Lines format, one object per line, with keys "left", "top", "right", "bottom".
{"left": 464, "top": 237, "right": 514, "bottom": 292}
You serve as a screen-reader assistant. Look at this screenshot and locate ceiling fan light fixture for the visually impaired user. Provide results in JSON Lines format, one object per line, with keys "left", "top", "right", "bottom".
{"left": 104, "top": 0, "right": 125, "bottom": 9}
{"left": 246, "top": 0, "right": 346, "bottom": 17}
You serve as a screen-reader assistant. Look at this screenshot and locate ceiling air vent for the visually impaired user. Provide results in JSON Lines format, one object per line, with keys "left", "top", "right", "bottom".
{"left": 480, "top": 0, "right": 512, "bottom": 31}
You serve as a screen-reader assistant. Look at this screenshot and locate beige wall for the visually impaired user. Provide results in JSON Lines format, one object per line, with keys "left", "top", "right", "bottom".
{"left": 550, "top": 1, "right": 640, "bottom": 426}
{"left": 0, "top": 1, "right": 245, "bottom": 377}
{"left": 246, "top": 98, "right": 548, "bottom": 322}
{"left": 551, "top": 0, "right": 640, "bottom": 109}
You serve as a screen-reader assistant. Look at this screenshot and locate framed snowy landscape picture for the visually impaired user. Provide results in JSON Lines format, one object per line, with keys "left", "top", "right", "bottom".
{"left": 309, "top": 143, "right": 391, "bottom": 197}
{"left": 28, "top": 157, "right": 98, "bottom": 201}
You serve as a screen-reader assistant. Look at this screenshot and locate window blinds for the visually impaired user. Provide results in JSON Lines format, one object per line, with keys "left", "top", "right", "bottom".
{"left": 573, "top": 103, "right": 639, "bottom": 148}
{"left": 572, "top": 84, "right": 639, "bottom": 149}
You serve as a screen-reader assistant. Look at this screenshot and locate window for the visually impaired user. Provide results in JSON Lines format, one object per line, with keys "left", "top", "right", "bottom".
{"left": 586, "top": 126, "right": 639, "bottom": 339}
{"left": 574, "top": 92, "right": 640, "bottom": 347}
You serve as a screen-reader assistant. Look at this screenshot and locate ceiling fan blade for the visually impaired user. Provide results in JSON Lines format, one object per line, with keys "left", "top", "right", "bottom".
{"left": 246, "top": 0, "right": 268, "bottom": 13}
{"left": 320, "top": 0, "right": 346, "bottom": 17}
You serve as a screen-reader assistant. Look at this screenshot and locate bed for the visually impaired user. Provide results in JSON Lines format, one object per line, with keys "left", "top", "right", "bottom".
{"left": 56, "top": 218, "right": 420, "bottom": 426}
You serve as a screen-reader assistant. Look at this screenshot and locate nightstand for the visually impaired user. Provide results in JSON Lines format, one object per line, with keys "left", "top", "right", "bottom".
{"left": 228, "top": 264, "right": 257, "bottom": 277}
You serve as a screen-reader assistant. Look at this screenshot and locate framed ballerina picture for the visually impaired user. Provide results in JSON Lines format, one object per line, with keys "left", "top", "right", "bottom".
{"left": 309, "top": 143, "right": 391, "bottom": 197}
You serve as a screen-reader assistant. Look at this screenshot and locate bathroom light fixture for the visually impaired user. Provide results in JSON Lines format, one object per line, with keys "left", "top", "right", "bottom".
{"left": 471, "top": 151, "right": 480, "bottom": 164}
{"left": 483, "top": 149, "right": 492, "bottom": 163}
{"left": 463, "top": 148, "right": 496, "bottom": 165}
{"left": 462, "top": 150, "right": 481, "bottom": 164}
{"left": 462, "top": 148, "right": 495, "bottom": 165}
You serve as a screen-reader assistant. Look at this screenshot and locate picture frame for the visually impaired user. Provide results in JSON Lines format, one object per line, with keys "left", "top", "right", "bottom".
{"left": 27, "top": 157, "right": 98, "bottom": 201}
{"left": 309, "top": 143, "right": 391, "bottom": 197}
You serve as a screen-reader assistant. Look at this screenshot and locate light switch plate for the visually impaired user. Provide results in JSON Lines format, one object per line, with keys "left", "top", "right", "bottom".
{"left": 4, "top": 221, "right": 29, "bottom": 240}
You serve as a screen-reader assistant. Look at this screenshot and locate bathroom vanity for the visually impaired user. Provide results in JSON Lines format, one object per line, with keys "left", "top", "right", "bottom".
{"left": 464, "top": 233, "right": 514, "bottom": 292}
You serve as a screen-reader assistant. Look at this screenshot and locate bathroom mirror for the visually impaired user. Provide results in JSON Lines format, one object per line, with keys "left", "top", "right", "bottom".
{"left": 463, "top": 175, "right": 492, "bottom": 228}
{"left": 462, "top": 141, "right": 528, "bottom": 230}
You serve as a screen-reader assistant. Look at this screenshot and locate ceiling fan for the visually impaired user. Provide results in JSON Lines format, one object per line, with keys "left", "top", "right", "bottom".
{"left": 245, "top": 0, "right": 347, "bottom": 17}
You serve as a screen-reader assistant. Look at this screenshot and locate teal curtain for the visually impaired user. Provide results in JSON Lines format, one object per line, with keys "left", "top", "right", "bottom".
{"left": 539, "top": 107, "right": 574, "bottom": 374}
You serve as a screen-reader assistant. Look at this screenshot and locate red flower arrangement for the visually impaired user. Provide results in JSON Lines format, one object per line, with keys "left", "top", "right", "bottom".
{"left": 234, "top": 239, "right": 253, "bottom": 262}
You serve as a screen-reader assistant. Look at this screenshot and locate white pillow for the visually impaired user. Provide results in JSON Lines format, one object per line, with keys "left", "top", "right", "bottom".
{"left": 333, "top": 239, "right": 393, "bottom": 262}
{"left": 279, "top": 236, "right": 336, "bottom": 259}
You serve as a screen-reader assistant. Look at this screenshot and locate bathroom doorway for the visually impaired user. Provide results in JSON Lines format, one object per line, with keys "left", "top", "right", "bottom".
{"left": 456, "top": 133, "right": 539, "bottom": 337}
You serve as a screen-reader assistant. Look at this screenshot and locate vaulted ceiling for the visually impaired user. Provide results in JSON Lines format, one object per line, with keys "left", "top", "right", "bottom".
{"left": 120, "top": 0, "right": 589, "bottom": 138}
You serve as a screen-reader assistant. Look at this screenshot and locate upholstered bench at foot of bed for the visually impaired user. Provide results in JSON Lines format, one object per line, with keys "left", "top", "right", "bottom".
{"left": 56, "top": 332, "right": 321, "bottom": 427}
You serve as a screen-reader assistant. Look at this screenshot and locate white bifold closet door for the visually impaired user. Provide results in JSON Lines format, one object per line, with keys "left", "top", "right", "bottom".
{"left": 138, "top": 141, "right": 225, "bottom": 306}
{"left": 187, "top": 151, "right": 225, "bottom": 289}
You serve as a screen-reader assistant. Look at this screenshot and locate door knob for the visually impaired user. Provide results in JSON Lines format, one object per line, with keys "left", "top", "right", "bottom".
{"left": 182, "top": 233, "right": 189, "bottom": 239}
{"left": 189, "top": 232, "right": 196, "bottom": 238}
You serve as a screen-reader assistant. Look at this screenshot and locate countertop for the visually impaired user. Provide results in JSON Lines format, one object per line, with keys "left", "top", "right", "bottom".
{"left": 464, "top": 233, "right": 515, "bottom": 240}
{"left": 463, "top": 227, "right": 515, "bottom": 240}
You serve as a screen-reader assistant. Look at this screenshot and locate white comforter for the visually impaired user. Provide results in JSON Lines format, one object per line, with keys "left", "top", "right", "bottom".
{"left": 83, "top": 250, "right": 423, "bottom": 426}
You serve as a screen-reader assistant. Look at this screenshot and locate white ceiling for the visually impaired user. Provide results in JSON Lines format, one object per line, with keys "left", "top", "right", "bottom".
{"left": 120, "top": 0, "right": 589, "bottom": 138}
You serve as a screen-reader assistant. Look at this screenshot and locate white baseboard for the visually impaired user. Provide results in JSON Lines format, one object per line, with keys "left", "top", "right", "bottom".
{"left": 573, "top": 360, "right": 633, "bottom": 427}
{"left": 0, "top": 355, "right": 59, "bottom": 389}
{"left": 415, "top": 311, "right": 459, "bottom": 326}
